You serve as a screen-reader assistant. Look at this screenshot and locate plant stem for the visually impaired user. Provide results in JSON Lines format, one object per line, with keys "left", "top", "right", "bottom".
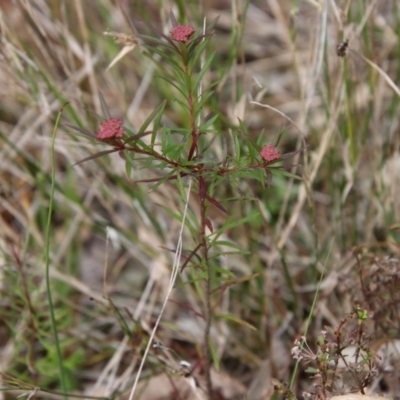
{"left": 184, "top": 38, "right": 213, "bottom": 394}
{"left": 204, "top": 271, "right": 213, "bottom": 399}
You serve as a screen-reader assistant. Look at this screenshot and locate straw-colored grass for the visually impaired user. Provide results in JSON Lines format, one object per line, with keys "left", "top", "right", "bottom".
{"left": 1, "top": 1, "right": 400, "bottom": 399}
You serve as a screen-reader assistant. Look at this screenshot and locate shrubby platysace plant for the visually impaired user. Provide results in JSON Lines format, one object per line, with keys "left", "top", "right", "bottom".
{"left": 288, "top": 307, "right": 379, "bottom": 398}
{"left": 291, "top": 336, "right": 317, "bottom": 362}
{"left": 65, "top": 12, "right": 302, "bottom": 399}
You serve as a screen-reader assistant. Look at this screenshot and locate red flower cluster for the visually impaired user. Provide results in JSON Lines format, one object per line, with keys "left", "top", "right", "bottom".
{"left": 171, "top": 25, "right": 195, "bottom": 43}
{"left": 96, "top": 118, "right": 124, "bottom": 140}
{"left": 260, "top": 145, "right": 280, "bottom": 162}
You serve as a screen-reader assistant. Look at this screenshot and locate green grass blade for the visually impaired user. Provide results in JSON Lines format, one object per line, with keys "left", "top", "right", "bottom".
{"left": 289, "top": 238, "right": 334, "bottom": 389}
{"left": 45, "top": 105, "right": 68, "bottom": 397}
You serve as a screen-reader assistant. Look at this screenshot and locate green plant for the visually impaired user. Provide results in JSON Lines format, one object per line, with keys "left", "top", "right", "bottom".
{"left": 65, "top": 12, "right": 302, "bottom": 399}
{"left": 289, "top": 306, "right": 378, "bottom": 398}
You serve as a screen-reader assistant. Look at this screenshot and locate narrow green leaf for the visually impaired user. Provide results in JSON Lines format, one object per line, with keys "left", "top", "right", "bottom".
{"left": 237, "top": 118, "right": 249, "bottom": 134}
{"left": 148, "top": 47, "right": 184, "bottom": 75}
{"left": 208, "top": 251, "right": 251, "bottom": 261}
{"left": 108, "top": 298, "right": 133, "bottom": 339}
{"left": 158, "top": 204, "right": 183, "bottom": 223}
{"left": 210, "top": 266, "right": 235, "bottom": 277}
{"left": 124, "top": 150, "right": 134, "bottom": 178}
{"left": 216, "top": 314, "right": 257, "bottom": 331}
{"left": 161, "top": 125, "right": 170, "bottom": 154}
{"left": 206, "top": 15, "right": 220, "bottom": 33}
{"left": 73, "top": 149, "right": 118, "bottom": 166}
{"left": 153, "top": 101, "right": 165, "bottom": 134}
{"left": 188, "top": 37, "right": 212, "bottom": 74}
{"left": 157, "top": 74, "right": 188, "bottom": 99}
{"left": 138, "top": 100, "right": 166, "bottom": 135}
{"left": 194, "top": 90, "right": 215, "bottom": 119}
{"left": 193, "top": 51, "right": 216, "bottom": 91}
{"left": 211, "top": 212, "right": 258, "bottom": 238}
{"left": 63, "top": 123, "right": 96, "bottom": 138}
{"left": 209, "top": 338, "right": 220, "bottom": 372}
{"left": 198, "top": 113, "right": 219, "bottom": 132}
{"left": 270, "top": 167, "right": 303, "bottom": 181}
{"left": 212, "top": 273, "right": 260, "bottom": 293}
{"left": 172, "top": 98, "right": 190, "bottom": 113}
{"left": 164, "top": 144, "right": 185, "bottom": 160}
{"left": 139, "top": 34, "right": 175, "bottom": 49}
{"left": 234, "top": 134, "right": 241, "bottom": 159}
{"left": 149, "top": 170, "right": 177, "bottom": 192}
{"left": 211, "top": 240, "right": 242, "bottom": 251}
{"left": 175, "top": 170, "right": 188, "bottom": 202}
{"left": 256, "top": 130, "right": 265, "bottom": 147}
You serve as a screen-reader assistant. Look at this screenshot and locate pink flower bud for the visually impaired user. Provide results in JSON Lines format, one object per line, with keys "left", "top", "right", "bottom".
{"left": 96, "top": 118, "right": 124, "bottom": 140}
{"left": 171, "top": 25, "right": 195, "bottom": 43}
{"left": 260, "top": 145, "right": 280, "bottom": 162}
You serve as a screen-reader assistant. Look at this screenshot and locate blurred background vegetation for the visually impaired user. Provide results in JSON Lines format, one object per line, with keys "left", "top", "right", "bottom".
{"left": 0, "top": 0, "right": 400, "bottom": 399}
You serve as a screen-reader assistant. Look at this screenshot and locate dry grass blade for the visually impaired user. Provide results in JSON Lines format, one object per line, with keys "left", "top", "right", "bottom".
{"left": 1, "top": 1, "right": 400, "bottom": 399}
